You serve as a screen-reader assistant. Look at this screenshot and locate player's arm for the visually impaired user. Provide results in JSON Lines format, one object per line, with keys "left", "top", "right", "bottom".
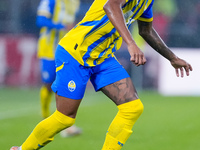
{"left": 137, "top": 20, "right": 193, "bottom": 77}
{"left": 103, "top": 0, "right": 146, "bottom": 66}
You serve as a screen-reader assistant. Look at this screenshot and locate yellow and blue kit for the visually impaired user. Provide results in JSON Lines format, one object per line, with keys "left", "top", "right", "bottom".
{"left": 19, "top": 1, "right": 151, "bottom": 149}
{"left": 36, "top": 0, "right": 80, "bottom": 83}
{"left": 59, "top": 0, "right": 154, "bottom": 67}
{"left": 52, "top": 0, "right": 154, "bottom": 99}
{"left": 37, "top": 0, "right": 80, "bottom": 60}
{"left": 52, "top": 45, "right": 130, "bottom": 99}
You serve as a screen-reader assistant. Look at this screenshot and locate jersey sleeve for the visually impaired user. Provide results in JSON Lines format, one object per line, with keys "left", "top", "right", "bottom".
{"left": 138, "top": 1, "right": 154, "bottom": 22}
{"left": 37, "top": 0, "right": 55, "bottom": 18}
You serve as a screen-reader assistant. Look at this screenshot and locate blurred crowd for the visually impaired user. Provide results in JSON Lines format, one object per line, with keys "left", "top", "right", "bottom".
{"left": 1, "top": 0, "right": 200, "bottom": 48}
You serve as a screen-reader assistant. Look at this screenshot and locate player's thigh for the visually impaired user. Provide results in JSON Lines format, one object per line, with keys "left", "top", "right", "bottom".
{"left": 91, "top": 56, "right": 130, "bottom": 92}
{"left": 52, "top": 45, "right": 90, "bottom": 100}
{"left": 52, "top": 46, "right": 90, "bottom": 117}
{"left": 91, "top": 56, "right": 138, "bottom": 105}
{"left": 101, "top": 77, "right": 138, "bottom": 105}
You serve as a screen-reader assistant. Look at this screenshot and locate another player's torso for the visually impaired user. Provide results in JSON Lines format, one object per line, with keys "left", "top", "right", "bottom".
{"left": 37, "top": 0, "right": 80, "bottom": 60}
{"left": 59, "top": 0, "right": 154, "bottom": 66}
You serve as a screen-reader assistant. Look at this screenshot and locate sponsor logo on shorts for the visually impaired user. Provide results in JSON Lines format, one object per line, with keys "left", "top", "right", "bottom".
{"left": 68, "top": 80, "right": 76, "bottom": 92}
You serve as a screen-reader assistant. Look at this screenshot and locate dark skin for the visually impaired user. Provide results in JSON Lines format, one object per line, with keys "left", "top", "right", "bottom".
{"left": 10, "top": 1, "right": 193, "bottom": 150}
{"left": 56, "top": 77, "right": 138, "bottom": 118}
{"left": 56, "top": 0, "right": 193, "bottom": 119}
{"left": 101, "top": 78, "right": 138, "bottom": 105}
{"left": 44, "top": 83, "right": 52, "bottom": 92}
{"left": 137, "top": 20, "right": 193, "bottom": 77}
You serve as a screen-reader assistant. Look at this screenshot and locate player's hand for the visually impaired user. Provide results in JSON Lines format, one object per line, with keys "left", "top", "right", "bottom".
{"left": 170, "top": 57, "right": 193, "bottom": 77}
{"left": 127, "top": 43, "right": 146, "bottom": 66}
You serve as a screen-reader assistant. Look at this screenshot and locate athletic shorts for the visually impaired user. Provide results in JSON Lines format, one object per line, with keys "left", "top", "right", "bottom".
{"left": 51, "top": 45, "right": 130, "bottom": 100}
{"left": 40, "top": 59, "right": 56, "bottom": 84}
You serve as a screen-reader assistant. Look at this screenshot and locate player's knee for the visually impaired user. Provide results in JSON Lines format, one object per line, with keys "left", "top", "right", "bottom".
{"left": 131, "top": 99, "right": 144, "bottom": 116}
{"left": 53, "top": 110, "right": 75, "bottom": 128}
{"left": 62, "top": 117, "right": 75, "bottom": 128}
{"left": 118, "top": 99, "right": 144, "bottom": 120}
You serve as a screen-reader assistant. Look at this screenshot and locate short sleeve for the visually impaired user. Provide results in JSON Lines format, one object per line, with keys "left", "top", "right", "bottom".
{"left": 138, "top": 1, "right": 154, "bottom": 22}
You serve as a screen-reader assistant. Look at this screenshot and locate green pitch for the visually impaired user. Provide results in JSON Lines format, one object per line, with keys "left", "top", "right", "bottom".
{"left": 0, "top": 87, "right": 200, "bottom": 150}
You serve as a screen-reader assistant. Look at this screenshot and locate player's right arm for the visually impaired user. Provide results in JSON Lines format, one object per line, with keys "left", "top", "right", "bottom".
{"left": 103, "top": 0, "right": 146, "bottom": 67}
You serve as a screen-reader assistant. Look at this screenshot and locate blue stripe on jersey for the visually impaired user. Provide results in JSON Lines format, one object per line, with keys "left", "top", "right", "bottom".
{"left": 140, "top": 0, "right": 154, "bottom": 18}
{"left": 93, "top": 36, "right": 119, "bottom": 65}
{"left": 131, "top": 0, "right": 141, "bottom": 12}
{"left": 83, "top": 28, "right": 117, "bottom": 66}
{"left": 79, "top": 20, "right": 100, "bottom": 26}
{"left": 82, "top": 15, "right": 110, "bottom": 40}
{"left": 122, "top": 0, "right": 133, "bottom": 9}
{"left": 130, "top": 0, "right": 145, "bottom": 19}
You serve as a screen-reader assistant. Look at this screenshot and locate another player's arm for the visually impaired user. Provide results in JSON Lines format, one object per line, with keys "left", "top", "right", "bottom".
{"left": 103, "top": 0, "right": 146, "bottom": 66}
{"left": 137, "top": 20, "right": 193, "bottom": 77}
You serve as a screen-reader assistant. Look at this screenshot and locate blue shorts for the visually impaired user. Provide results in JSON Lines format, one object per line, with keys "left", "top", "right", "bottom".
{"left": 51, "top": 45, "right": 130, "bottom": 100}
{"left": 40, "top": 59, "right": 56, "bottom": 84}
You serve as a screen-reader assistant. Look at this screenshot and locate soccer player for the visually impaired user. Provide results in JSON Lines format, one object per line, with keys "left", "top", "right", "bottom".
{"left": 11, "top": 0, "right": 192, "bottom": 149}
{"left": 36, "top": 0, "right": 81, "bottom": 137}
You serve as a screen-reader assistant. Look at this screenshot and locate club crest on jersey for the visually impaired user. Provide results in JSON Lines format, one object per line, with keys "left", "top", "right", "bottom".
{"left": 68, "top": 80, "right": 76, "bottom": 92}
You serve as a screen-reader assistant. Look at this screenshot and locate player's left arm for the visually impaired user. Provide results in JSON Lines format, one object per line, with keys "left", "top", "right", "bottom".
{"left": 137, "top": 20, "right": 193, "bottom": 77}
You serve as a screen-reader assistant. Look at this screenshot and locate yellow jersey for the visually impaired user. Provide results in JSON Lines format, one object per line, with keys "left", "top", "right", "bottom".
{"left": 59, "top": 0, "right": 154, "bottom": 66}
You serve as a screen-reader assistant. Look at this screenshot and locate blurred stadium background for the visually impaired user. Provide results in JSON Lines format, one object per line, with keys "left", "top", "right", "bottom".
{"left": 0, "top": 0, "right": 200, "bottom": 150}
{"left": 0, "top": 0, "right": 199, "bottom": 95}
